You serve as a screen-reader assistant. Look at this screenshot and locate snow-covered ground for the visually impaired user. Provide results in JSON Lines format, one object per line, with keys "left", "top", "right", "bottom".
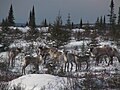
{"left": 0, "top": 39, "right": 119, "bottom": 89}
{"left": 9, "top": 26, "right": 49, "bottom": 33}
{"left": 0, "top": 26, "right": 120, "bottom": 90}
{"left": 9, "top": 74, "right": 68, "bottom": 90}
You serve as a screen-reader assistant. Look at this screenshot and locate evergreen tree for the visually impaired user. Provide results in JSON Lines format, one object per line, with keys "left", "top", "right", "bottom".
{"left": 26, "top": 21, "right": 28, "bottom": 26}
{"left": 100, "top": 16, "right": 103, "bottom": 27}
{"left": 103, "top": 15, "right": 106, "bottom": 31}
{"left": 1, "top": 19, "right": 5, "bottom": 26}
{"left": 28, "top": 11, "right": 32, "bottom": 27}
{"left": 1, "top": 18, "right": 9, "bottom": 33}
{"left": 95, "top": 17, "right": 100, "bottom": 30}
{"left": 41, "top": 19, "right": 48, "bottom": 27}
{"left": 108, "top": 0, "right": 116, "bottom": 29}
{"left": 118, "top": 7, "right": 120, "bottom": 25}
{"left": 80, "top": 18, "right": 83, "bottom": 29}
{"left": 44, "top": 19, "right": 48, "bottom": 27}
{"left": 99, "top": 16, "right": 103, "bottom": 33}
{"left": 1, "top": 18, "right": 9, "bottom": 45}
{"left": 8, "top": 4, "right": 15, "bottom": 26}
{"left": 26, "top": 6, "right": 38, "bottom": 41}
{"left": 66, "top": 13, "right": 72, "bottom": 30}
{"left": 31, "top": 6, "right": 36, "bottom": 29}
{"left": 28, "top": 6, "right": 36, "bottom": 29}
{"left": 72, "top": 22, "right": 74, "bottom": 29}
{"left": 50, "top": 13, "right": 71, "bottom": 48}
{"left": 107, "top": 0, "right": 116, "bottom": 40}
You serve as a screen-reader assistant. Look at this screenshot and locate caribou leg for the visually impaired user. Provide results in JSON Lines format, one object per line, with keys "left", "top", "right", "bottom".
{"left": 86, "top": 60, "right": 89, "bottom": 70}
{"left": 108, "top": 56, "right": 113, "bottom": 66}
{"left": 64, "top": 62, "right": 67, "bottom": 72}
{"left": 34, "top": 64, "right": 39, "bottom": 73}
{"left": 75, "top": 61, "right": 78, "bottom": 72}
{"left": 70, "top": 62, "right": 73, "bottom": 71}
{"left": 95, "top": 55, "right": 100, "bottom": 66}
{"left": 11, "top": 58, "right": 14, "bottom": 67}
{"left": 22, "top": 65, "right": 26, "bottom": 75}
{"left": 67, "top": 62, "right": 69, "bottom": 72}
{"left": 22, "top": 63, "right": 29, "bottom": 75}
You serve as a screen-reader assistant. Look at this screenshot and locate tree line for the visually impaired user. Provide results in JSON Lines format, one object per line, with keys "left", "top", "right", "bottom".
{"left": 0, "top": 0, "right": 120, "bottom": 48}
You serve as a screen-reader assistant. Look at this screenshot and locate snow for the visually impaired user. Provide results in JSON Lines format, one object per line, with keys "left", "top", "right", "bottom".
{"left": 8, "top": 26, "right": 49, "bottom": 33}
{"left": 1, "top": 26, "right": 120, "bottom": 89}
{"left": 9, "top": 26, "right": 30, "bottom": 33}
{"left": 0, "top": 44, "right": 3, "bottom": 47}
{"left": 9, "top": 74, "right": 68, "bottom": 90}
{"left": 37, "top": 27, "right": 49, "bottom": 32}
{"left": 0, "top": 52, "right": 8, "bottom": 62}
{"left": 72, "top": 28, "right": 85, "bottom": 32}
{"left": 65, "top": 40, "right": 90, "bottom": 48}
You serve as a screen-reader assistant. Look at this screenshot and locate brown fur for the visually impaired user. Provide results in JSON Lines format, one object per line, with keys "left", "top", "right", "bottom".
{"left": 90, "top": 45, "right": 120, "bottom": 65}
{"left": 8, "top": 48, "right": 21, "bottom": 67}
{"left": 22, "top": 54, "right": 43, "bottom": 75}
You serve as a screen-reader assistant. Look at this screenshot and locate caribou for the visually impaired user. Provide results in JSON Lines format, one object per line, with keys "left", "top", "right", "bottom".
{"left": 22, "top": 52, "right": 43, "bottom": 75}
{"left": 8, "top": 47, "right": 21, "bottom": 67}
{"left": 21, "top": 46, "right": 49, "bottom": 75}
{"left": 89, "top": 45, "right": 120, "bottom": 65}
{"left": 47, "top": 48, "right": 90, "bottom": 72}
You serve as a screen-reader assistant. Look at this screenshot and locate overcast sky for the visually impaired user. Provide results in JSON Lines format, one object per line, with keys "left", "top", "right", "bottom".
{"left": 0, "top": 0, "right": 120, "bottom": 24}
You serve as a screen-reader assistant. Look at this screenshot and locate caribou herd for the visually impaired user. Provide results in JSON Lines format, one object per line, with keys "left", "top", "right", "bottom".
{"left": 6, "top": 43, "right": 120, "bottom": 75}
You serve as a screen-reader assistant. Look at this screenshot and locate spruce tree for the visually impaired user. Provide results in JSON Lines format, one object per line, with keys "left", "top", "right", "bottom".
{"left": 108, "top": 0, "right": 116, "bottom": 30}
{"left": 99, "top": 16, "right": 103, "bottom": 33}
{"left": 66, "top": 13, "right": 72, "bottom": 30}
{"left": 100, "top": 16, "right": 103, "bottom": 27}
{"left": 28, "top": 6, "right": 36, "bottom": 29}
{"left": 28, "top": 11, "right": 32, "bottom": 27}
{"left": 41, "top": 19, "right": 48, "bottom": 27}
{"left": 31, "top": 6, "right": 36, "bottom": 29}
{"left": 107, "top": 0, "right": 116, "bottom": 40}
{"left": 1, "top": 18, "right": 9, "bottom": 45}
{"left": 1, "top": 18, "right": 9, "bottom": 33}
{"left": 103, "top": 15, "right": 106, "bottom": 32}
{"left": 118, "top": 7, "right": 120, "bottom": 25}
{"left": 50, "top": 13, "right": 71, "bottom": 48}
{"left": 26, "top": 6, "right": 38, "bottom": 41}
{"left": 44, "top": 19, "right": 48, "bottom": 27}
{"left": 80, "top": 18, "right": 83, "bottom": 29}
{"left": 95, "top": 17, "right": 100, "bottom": 30}
{"left": 72, "top": 22, "right": 74, "bottom": 29}
{"left": 8, "top": 4, "right": 15, "bottom": 26}
{"left": 1, "top": 19, "right": 5, "bottom": 26}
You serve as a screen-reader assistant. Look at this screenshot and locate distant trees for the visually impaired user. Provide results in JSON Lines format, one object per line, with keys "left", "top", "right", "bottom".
{"left": 95, "top": 16, "right": 106, "bottom": 35}
{"left": 95, "top": 17, "right": 100, "bottom": 30}
{"left": 1, "top": 18, "right": 9, "bottom": 32}
{"left": 1, "top": 4, "right": 15, "bottom": 31}
{"left": 26, "top": 6, "right": 39, "bottom": 41}
{"left": 41, "top": 19, "right": 48, "bottom": 27}
{"left": 0, "top": 4, "right": 16, "bottom": 46}
{"left": 28, "top": 6, "right": 36, "bottom": 29}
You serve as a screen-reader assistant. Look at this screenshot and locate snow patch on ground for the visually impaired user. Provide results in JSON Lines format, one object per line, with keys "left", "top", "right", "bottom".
{"left": 72, "top": 28, "right": 85, "bottom": 32}
{"left": 9, "top": 26, "right": 30, "bottom": 33}
{"left": 9, "top": 74, "right": 68, "bottom": 90}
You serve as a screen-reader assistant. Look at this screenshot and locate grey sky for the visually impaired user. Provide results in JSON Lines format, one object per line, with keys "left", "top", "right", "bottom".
{"left": 0, "top": 0, "right": 120, "bottom": 24}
